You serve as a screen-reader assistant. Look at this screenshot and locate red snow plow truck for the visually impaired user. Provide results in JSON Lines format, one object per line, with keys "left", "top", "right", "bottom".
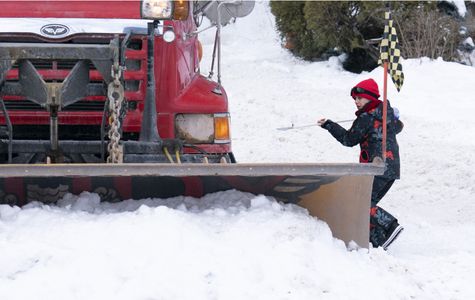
{"left": 0, "top": 1, "right": 383, "bottom": 247}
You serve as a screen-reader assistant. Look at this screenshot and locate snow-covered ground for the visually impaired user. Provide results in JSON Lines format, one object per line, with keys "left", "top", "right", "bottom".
{"left": 1, "top": 2, "right": 475, "bottom": 299}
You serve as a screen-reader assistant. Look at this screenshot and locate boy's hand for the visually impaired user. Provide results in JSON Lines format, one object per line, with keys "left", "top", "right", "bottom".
{"left": 317, "top": 118, "right": 327, "bottom": 127}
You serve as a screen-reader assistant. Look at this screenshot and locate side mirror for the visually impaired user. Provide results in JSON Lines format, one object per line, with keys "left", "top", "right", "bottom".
{"left": 198, "top": 0, "right": 255, "bottom": 26}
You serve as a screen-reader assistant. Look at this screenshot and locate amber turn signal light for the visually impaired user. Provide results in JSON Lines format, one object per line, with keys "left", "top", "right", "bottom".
{"left": 214, "top": 115, "right": 230, "bottom": 142}
{"left": 173, "top": 0, "right": 189, "bottom": 20}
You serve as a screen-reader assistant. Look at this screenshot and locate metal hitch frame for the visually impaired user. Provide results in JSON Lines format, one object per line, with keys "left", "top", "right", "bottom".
{"left": 0, "top": 38, "right": 123, "bottom": 162}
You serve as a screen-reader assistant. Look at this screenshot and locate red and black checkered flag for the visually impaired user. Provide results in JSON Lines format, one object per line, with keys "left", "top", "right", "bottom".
{"left": 378, "top": 11, "right": 404, "bottom": 91}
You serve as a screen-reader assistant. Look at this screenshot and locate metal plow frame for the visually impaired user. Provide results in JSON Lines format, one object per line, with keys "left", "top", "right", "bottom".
{"left": 0, "top": 163, "right": 384, "bottom": 247}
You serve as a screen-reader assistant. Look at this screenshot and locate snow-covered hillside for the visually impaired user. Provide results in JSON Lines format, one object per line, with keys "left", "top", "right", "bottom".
{"left": 1, "top": 2, "right": 475, "bottom": 299}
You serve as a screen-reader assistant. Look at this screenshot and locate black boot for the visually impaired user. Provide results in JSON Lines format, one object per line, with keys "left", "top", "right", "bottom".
{"left": 369, "top": 225, "right": 387, "bottom": 248}
{"left": 381, "top": 221, "right": 404, "bottom": 250}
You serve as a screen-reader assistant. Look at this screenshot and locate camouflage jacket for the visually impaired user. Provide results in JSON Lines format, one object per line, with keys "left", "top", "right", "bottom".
{"left": 322, "top": 101, "right": 402, "bottom": 179}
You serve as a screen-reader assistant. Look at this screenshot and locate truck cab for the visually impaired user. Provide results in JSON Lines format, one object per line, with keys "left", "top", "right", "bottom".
{"left": 0, "top": 1, "right": 237, "bottom": 164}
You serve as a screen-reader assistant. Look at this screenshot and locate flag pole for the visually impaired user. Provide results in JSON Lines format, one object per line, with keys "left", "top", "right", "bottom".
{"left": 380, "top": 9, "right": 403, "bottom": 163}
{"left": 382, "top": 61, "right": 388, "bottom": 162}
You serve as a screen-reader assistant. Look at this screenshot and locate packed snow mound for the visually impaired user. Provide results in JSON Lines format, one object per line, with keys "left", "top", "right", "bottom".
{"left": 0, "top": 190, "right": 415, "bottom": 300}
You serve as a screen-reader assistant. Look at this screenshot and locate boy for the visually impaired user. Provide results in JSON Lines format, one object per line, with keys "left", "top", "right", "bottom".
{"left": 318, "top": 78, "right": 404, "bottom": 250}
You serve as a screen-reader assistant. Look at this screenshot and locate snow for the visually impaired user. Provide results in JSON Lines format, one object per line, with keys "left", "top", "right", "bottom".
{"left": 1, "top": 1, "right": 475, "bottom": 299}
{"left": 465, "top": 37, "right": 475, "bottom": 47}
{"left": 451, "top": 0, "right": 467, "bottom": 17}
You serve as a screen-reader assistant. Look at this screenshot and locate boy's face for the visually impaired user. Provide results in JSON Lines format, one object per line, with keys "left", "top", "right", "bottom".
{"left": 354, "top": 96, "right": 371, "bottom": 110}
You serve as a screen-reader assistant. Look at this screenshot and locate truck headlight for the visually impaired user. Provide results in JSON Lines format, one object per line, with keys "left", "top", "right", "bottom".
{"left": 175, "top": 113, "right": 231, "bottom": 144}
{"left": 142, "top": 0, "right": 173, "bottom": 19}
{"left": 141, "top": 0, "right": 189, "bottom": 20}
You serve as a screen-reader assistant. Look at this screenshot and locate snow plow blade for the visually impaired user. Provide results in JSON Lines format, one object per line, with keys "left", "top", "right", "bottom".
{"left": 0, "top": 163, "right": 384, "bottom": 247}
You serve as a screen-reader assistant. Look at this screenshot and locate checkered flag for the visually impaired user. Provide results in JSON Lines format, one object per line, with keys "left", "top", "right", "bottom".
{"left": 378, "top": 11, "right": 404, "bottom": 92}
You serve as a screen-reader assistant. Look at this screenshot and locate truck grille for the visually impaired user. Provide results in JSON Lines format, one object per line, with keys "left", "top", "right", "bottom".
{"left": 11, "top": 59, "right": 97, "bottom": 70}
{"left": 3, "top": 100, "right": 106, "bottom": 111}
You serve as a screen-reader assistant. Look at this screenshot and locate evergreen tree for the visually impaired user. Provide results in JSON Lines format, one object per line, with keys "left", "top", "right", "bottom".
{"left": 270, "top": 1, "right": 468, "bottom": 72}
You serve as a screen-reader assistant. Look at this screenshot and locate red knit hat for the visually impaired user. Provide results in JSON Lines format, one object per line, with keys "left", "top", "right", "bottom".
{"left": 350, "top": 78, "right": 380, "bottom": 101}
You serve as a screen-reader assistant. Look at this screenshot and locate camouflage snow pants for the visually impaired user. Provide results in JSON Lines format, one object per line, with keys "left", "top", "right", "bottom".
{"left": 369, "top": 177, "right": 398, "bottom": 248}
